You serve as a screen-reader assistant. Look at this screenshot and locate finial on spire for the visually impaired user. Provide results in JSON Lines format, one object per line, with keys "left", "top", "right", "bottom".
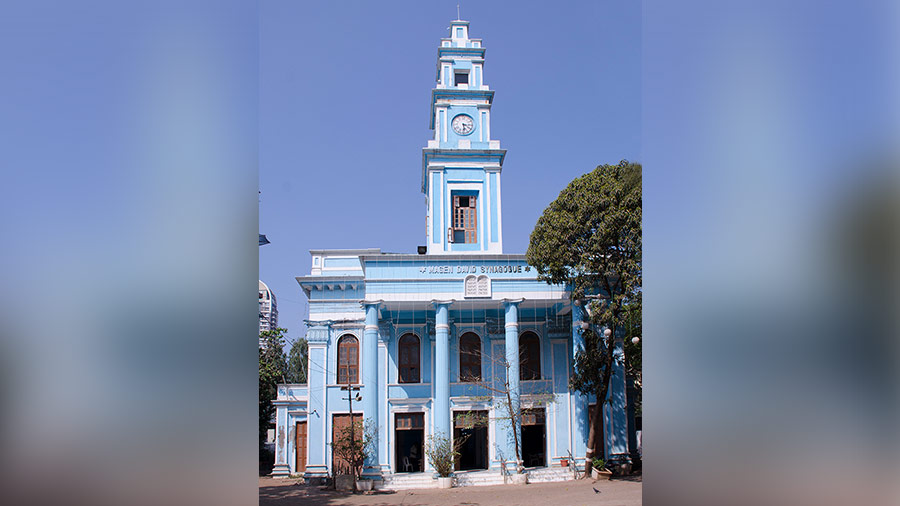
{"left": 457, "top": 4, "right": 460, "bottom": 21}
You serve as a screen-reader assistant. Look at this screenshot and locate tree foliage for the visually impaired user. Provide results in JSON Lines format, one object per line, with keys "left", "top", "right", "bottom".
{"left": 623, "top": 299, "right": 642, "bottom": 415}
{"left": 285, "top": 337, "right": 308, "bottom": 384}
{"left": 526, "top": 160, "right": 641, "bottom": 472}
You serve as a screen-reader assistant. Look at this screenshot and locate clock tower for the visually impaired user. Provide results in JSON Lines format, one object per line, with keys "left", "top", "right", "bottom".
{"left": 423, "top": 19, "right": 506, "bottom": 255}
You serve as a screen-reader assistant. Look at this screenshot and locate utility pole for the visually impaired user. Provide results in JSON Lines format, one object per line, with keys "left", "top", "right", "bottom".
{"left": 340, "top": 384, "right": 362, "bottom": 491}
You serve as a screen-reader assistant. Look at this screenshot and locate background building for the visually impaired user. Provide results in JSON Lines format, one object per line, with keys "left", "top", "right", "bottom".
{"left": 259, "top": 280, "right": 278, "bottom": 337}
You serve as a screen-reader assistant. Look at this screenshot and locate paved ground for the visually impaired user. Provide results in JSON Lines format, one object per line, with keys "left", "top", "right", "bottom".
{"left": 259, "top": 475, "right": 642, "bottom": 506}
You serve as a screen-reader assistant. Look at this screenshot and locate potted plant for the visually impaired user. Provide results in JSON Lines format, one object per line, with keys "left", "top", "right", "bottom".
{"left": 560, "top": 458, "right": 569, "bottom": 467}
{"left": 591, "top": 458, "right": 612, "bottom": 480}
{"left": 424, "top": 431, "right": 466, "bottom": 489}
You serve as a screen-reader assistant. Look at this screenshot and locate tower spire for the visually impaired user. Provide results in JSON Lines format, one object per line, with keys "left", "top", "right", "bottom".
{"left": 456, "top": 4, "right": 460, "bottom": 21}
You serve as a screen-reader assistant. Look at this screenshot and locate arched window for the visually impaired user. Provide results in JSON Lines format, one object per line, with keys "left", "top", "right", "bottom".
{"left": 519, "top": 332, "right": 541, "bottom": 380}
{"left": 459, "top": 332, "right": 482, "bottom": 382}
{"left": 337, "top": 335, "right": 359, "bottom": 384}
{"left": 398, "top": 333, "right": 420, "bottom": 383}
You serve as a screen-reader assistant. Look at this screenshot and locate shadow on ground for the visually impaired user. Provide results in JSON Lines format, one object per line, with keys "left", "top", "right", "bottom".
{"left": 260, "top": 475, "right": 643, "bottom": 506}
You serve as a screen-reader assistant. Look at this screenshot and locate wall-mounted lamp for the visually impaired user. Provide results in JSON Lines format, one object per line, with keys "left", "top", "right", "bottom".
{"left": 603, "top": 328, "right": 612, "bottom": 337}
{"left": 631, "top": 336, "right": 640, "bottom": 345}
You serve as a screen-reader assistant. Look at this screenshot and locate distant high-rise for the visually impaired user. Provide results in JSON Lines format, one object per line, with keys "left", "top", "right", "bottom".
{"left": 259, "top": 280, "right": 278, "bottom": 340}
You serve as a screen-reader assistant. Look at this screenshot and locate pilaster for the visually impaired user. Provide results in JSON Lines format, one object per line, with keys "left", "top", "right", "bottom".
{"left": 271, "top": 404, "right": 290, "bottom": 476}
{"left": 361, "top": 301, "right": 382, "bottom": 479}
{"left": 605, "top": 332, "right": 631, "bottom": 468}
{"left": 432, "top": 300, "right": 453, "bottom": 440}
{"left": 503, "top": 298, "right": 523, "bottom": 470}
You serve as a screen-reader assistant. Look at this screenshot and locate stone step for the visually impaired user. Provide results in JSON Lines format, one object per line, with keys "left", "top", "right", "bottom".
{"left": 378, "top": 474, "right": 437, "bottom": 490}
{"left": 454, "top": 472, "right": 505, "bottom": 487}
{"left": 381, "top": 483, "right": 435, "bottom": 490}
{"left": 380, "top": 469, "right": 575, "bottom": 489}
{"left": 526, "top": 467, "right": 576, "bottom": 483}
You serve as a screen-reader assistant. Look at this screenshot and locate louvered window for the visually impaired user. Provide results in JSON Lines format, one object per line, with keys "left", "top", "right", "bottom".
{"left": 399, "top": 333, "right": 420, "bottom": 383}
{"left": 519, "top": 332, "right": 541, "bottom": 380}
{"left": 396, "top": 413, "right": 424, "bottom": 430}
{"left": 459, "top": 332, "right": 481, "bottom": 382}
{"left": 452, "top": 195, "right": 477, "bottom": 244}
{"left": 337, "top": 335, "right": 359, "bottom": 384}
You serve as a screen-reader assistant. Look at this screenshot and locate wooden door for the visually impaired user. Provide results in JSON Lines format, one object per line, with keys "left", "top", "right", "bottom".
{"left": 331, "top": 414, "right": 363, "bottom": 475}
{"left": 295, "top": 421, "right": 307, "bottom": 473}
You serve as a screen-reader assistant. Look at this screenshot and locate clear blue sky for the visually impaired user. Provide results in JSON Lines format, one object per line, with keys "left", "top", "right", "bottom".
{"left": 259, "top": 1, "right": 641, "bottom": 346}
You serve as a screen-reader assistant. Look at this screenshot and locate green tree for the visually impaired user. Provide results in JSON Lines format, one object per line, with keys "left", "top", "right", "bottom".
{"left": 259, "top": 328, "right": 288, "bottom": 448}
{"left": 285, "top": 337, "right": 308, "bottom": 384}
{"left": 526, "top": 160, "right": 641, "bottom": 475}
{"left": 623, "top": 299, "right": 642, "bottom": 416}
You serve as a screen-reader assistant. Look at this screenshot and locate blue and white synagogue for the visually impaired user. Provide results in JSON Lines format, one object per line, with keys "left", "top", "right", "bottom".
{"left": 272, "top": 19, "right": 634, "bottom": 486}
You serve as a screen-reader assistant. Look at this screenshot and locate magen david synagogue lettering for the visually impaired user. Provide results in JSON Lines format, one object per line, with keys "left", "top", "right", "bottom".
{"left": 273, "top": 19, "right": 635, "bottom": 486}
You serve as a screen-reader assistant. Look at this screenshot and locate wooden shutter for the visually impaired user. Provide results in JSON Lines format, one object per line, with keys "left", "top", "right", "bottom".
{"left": 331, "top": 414, "right": 363, "bottom": 474}
{"left": 522, "top": 408, "right": 546, "bottom": 426}
{"left": 399, "top": 334, "right": 420, "bottom": 383}
{"left": 295, "top": 421, "right": 307, "bottom": 472}
{"left": 459, "top": 332, "right": 481, "bottom": 382}
{"left": 338, "top": 335, "right": 359, "bottom": 384}
{"left": 519, "top": 332, "right": 541, "bottom": 380}
{"left": 396, "top": 413, "right": 424, "bottom": 430}
{"left": 452, "top": 195, "right": 477, "bottom": 244}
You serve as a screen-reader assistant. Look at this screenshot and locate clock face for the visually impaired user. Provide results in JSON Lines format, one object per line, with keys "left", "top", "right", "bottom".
{"left": 452, "top": 114, "right": 475, "bottom": 135}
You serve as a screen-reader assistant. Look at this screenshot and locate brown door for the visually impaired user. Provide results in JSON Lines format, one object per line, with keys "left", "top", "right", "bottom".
{"left": 332, "top": 414, "right": 363, "bottom": 475}
{"left": 295, "top": 421, "right": 307, "bottom": 473}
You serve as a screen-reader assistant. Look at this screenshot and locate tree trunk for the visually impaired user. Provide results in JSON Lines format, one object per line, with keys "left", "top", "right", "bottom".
{"left": 584, "top": 394, "right": 604, "bottom": 476}
{"left": 584, "top": 327, "right": 615, "bottom": 476}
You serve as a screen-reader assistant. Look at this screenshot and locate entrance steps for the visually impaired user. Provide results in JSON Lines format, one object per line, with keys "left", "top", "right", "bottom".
{"left": 453, "top": 469, "right": 505, "bottom": 487}
{"left": 378, "top": 473, "right": 436, "bottom": 490}
{"left": 526, "top": 466, "right": 577, "bottom": 483}
{"left": 376, "top": 466, "right": 573, "bottom": 490}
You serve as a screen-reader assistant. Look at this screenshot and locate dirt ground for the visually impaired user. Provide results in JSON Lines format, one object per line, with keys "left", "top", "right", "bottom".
{"left": 259, "top": 474, "right": 642, "bottom": 506}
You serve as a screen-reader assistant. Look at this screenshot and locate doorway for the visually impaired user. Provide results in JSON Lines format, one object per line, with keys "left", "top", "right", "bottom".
{"left": 394, "top": 412, "right": 424, "bottom": 473}
{"left": 331, "top": 413, "right": 363, "bottom": 475}
{"left": 521, "top": 408, "right": 546, "bottom": 468}
{"left": 454, "top": 410, "right": 488, "bottom": 471}
{"left": 295, "top": 421, "right": 307, "bottom": 473}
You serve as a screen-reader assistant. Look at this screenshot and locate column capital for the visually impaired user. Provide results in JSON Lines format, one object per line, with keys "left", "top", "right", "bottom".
{"left": 359, "top": 299, "right": 384, "bottom": 308}
{"left": 501, "top": 298, "right": 525, "bottom": 306}
{"left": 431, "top": 299, "right": 455, "bottom": 308}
